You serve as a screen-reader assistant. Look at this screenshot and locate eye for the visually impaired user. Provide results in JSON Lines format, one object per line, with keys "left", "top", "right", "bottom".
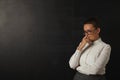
{"left": 87, "top": 30, "right": 92, "bottom": 32}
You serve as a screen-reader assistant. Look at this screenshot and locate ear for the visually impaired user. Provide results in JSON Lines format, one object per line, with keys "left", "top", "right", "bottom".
{"left": 97, "top": 28, "right": 100, "bottom": 34}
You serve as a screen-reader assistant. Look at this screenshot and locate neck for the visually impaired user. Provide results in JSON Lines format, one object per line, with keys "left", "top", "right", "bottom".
{"left": 94, "top": 35, "right": 100, "bottom": 41}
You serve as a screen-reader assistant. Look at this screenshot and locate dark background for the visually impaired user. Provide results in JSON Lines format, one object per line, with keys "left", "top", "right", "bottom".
{"left": 0, "top": 0, "right": 119, "bottom": 80}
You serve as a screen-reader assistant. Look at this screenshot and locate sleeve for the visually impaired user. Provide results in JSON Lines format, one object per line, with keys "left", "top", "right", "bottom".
{"left": 69, "top": 43, "right": 90, "bottom": 69}
{"left": 69, "top": 50, "right": 82, "bottom": 69}
{"left": 77, "top": 44, "right": 111, "bottom": 74}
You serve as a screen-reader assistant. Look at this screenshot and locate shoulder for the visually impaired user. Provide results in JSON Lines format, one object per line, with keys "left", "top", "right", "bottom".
{"left": 100, "top": 41, "right": 111, "bottom": 49}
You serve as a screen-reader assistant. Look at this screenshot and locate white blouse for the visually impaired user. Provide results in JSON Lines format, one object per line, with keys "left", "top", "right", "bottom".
{"left": 69, "top": 38, "right": 111, "bottom": 75}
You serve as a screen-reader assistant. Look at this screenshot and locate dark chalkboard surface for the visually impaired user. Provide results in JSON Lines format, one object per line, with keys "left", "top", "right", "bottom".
{"left": 0, "top": 0, "right": 119, "bottom": 80}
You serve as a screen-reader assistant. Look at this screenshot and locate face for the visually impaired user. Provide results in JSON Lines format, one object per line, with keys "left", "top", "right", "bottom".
{"left": 83, "top": 24, "right": 100, "bottom": 41}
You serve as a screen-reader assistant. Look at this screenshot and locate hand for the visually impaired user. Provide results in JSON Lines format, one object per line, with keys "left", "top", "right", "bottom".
{"left": 77, "top": 35, "right": 91, "bottom": 51}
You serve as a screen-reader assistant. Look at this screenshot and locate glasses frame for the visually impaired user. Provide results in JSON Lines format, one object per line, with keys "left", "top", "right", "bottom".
{"left": 83, "top": 29, "right": 97, "bottom": 35}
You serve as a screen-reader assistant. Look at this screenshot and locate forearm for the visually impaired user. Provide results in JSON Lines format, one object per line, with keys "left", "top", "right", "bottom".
{"left": 69, "top": 50, "right": 81, "bottom": 69}
{"left": 76, "top": 65, "right": 100, "bottom": 75}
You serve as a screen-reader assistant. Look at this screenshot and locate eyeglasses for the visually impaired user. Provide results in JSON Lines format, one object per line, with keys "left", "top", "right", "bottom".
{"left": 83, "top": 29, "right": 96, "bottom": 35}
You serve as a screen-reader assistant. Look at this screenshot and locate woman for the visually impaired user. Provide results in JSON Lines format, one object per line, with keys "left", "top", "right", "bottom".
{"left": 69, "top": 17, "right": 111, "bottom": 80}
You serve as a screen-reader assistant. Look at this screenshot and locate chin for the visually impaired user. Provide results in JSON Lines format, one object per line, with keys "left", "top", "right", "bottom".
{"left": 89, "top": 38, "right": 95, "bottom": 42}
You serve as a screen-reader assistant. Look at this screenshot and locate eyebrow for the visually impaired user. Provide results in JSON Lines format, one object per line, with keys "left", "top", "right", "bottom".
{"left": 84, "top": 30, "right": 93, "bottom": 32}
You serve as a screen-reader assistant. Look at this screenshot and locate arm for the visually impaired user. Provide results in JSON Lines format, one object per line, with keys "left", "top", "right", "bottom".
{"left": 69, "top": 50, "right": 82, "bottom": 69}
{"left": 69, "top": 35, "right": 92, "bottom": 69}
